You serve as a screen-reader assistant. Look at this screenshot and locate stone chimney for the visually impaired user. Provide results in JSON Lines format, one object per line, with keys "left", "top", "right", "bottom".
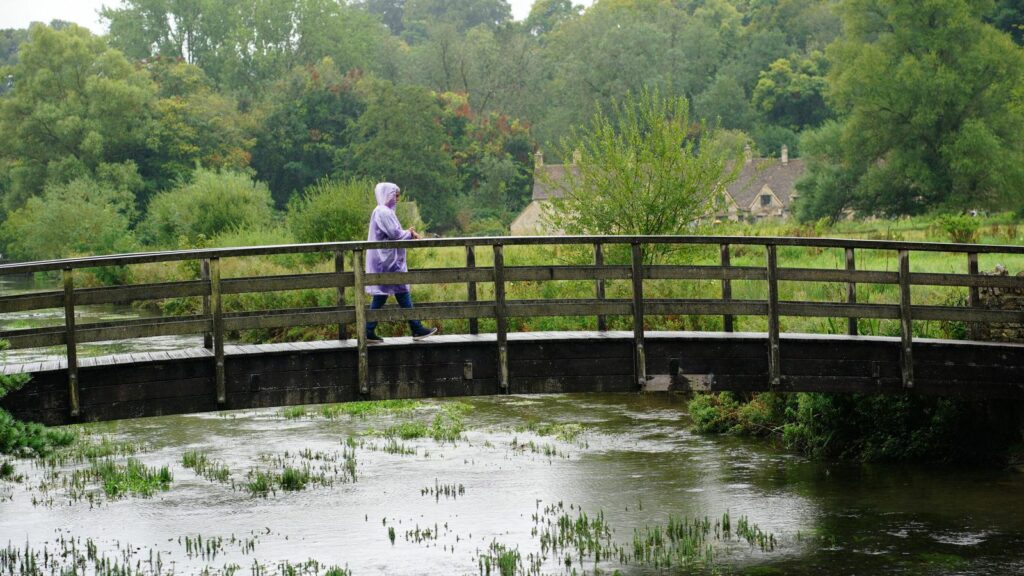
{"left": 534, "top": 150, "right": 544, "bottom": 170}
{"left": 744, "top": 143, "right": 752, "bottom": 165}
{"left": 781, "top": 145, "right": 789, "bottom": 166}
{"left": 572, "top": 149, "right": 581, "bottom": 165}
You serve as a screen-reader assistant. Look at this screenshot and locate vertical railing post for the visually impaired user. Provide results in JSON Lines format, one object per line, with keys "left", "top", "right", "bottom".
{"left": 335, "top": 251, "right": 348, "bottom": 341}
{"left": 898, "top": 249, "right": 914, "bottom": 389}
{"left": 630, "top": 243, "right": 646, "bottom": 388}
{"left": 493, "top": 244, "right": 509, "bottom": 390}
{"left": 209, "top": 258, "right": 225, "bottom": 405}
{"left": 201, "top": 259, "right": 213, "bottom": 349}
{"left": 353, "top": 250, "right": 369, "bottom": 395}
{"left": 595, "top": 243, "right": 607, "bottom": 331}
{"left": 766, "top": 245, "right": 781, "bottom": 389}
{"left": 846, "top": 247, "right": 858, "bottom": 336}
{"left": 967, "top": 252, "right": 980, "bottom": 341}
{"left": 466, "top": 245, "right": 479, "bottom": 335}
{"left": 720, "top": 244, "right": 733, "bottom": 332}
{"left": 62, "top": 268, "right": 80, "bottom": 418}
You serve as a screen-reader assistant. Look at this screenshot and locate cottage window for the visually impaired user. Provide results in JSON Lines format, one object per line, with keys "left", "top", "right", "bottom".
{"left": 760, "top": 194, "right": 772, "bottom": 207}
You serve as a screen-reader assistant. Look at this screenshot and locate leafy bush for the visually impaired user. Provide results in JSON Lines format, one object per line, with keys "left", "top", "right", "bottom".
{"left": 0, "top": 177, "right": 137, "bottom": 261}
{"left": 689, "top": 391, "right": 1015, "bottom": 464}
{"left": 936, "top": 214, "right": 981, "bottom": 243}
{"left": 139, "top": 169, "right": 275, "bottom": 247}
{"left": 287, "top": 178, "right": 377, "bottom": 243}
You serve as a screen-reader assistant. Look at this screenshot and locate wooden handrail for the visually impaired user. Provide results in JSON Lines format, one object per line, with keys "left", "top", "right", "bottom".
{"left": 4, "top": 235, "right": 1024, "bottom": 412}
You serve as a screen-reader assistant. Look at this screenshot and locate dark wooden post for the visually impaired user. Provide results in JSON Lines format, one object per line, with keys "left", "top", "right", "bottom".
{"left": 846, "top": 247, "right": 858, "bottom": 336}
{"left": 62, "top": 268, "right": 80, "bottom": 418}
{"left": 493, "top": 244, "right": 509, "bottom": 390}
{"left": 898, "top": 249, "right": 914, "bottom": 389}
{"left": 595, "top": 243, "right": 607, "bottom": 331}
{"left": 353, "top": 250, "right": 369, "bottom": 394}
{"left": 201, "top": 259, "right": 213, "bottom": 349}
{"left": 209, "top": 257, "right": 226, "bottom": 405}
{"left": 335, "top": 251, "right": 348, "bottom": 341}
{"left": 766, "top": 245, "right": 781, "bottom": 389}
{"left": 720, "top": 244, "right": 733, "bottom": 332}
{"left": 466, "top": 245, "right": 479, "bottom": 335}
{"left": 967, "top": 252, "right": 979, "bottom": 341}
{"left": 630, "top": 243, "right": 646, "bottom": 388}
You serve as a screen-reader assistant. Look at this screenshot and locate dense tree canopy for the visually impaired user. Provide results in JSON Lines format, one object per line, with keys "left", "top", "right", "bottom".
{"left": 1, "top": 0, "right": 1021, "bottom": 255}
{"left": 796, "top": 0, "right": 1024, "bottom": 219}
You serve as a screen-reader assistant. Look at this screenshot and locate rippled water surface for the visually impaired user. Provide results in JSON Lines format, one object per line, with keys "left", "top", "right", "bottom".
{"left": 1, "top": 393, "right": 1023, "bottom": 575}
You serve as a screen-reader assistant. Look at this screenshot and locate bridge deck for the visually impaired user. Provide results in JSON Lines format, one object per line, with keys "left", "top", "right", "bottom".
{"left": 2, "top": 331, "right": 1022, "bottom": 426}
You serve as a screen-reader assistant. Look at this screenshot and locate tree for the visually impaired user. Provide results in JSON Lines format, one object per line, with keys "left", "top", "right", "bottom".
{"left": 342, "top": 79, "right": 460, "bottom": 229}
{"left": 287, "top": 178, "right": 377, "bottom": 243}
{"left": 751, "top": 52, "right": 830, "bottom": 131}
{"left": 250, "top": 59, "right": 364, "bottom": 206}
{"left": 139, "top": 169, "right": 275, "bottom": 247}
{"left": 0, "top": 24, "right": 154, "bottom": 211}
{"left": 525, "top": 0, "right": 581, "bottom": 36}
{"left": 797, "top": 0, "right": 1024, "bottom": 219}
{"left": 402, "top": 0, "right": 512, "bottom": 40}
{"left": 986, "top": 0, "right": 1024, "bottom": 44}
{"left": 0, "top": 177, "right": 137, "bottom": 261}
{"left": 543, "top": 90, "right": 739, "bottom": 260}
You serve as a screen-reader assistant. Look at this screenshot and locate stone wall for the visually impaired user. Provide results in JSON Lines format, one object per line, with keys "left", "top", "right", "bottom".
{"left": 976, "top": 265, "right": 1024, "bottom": 342}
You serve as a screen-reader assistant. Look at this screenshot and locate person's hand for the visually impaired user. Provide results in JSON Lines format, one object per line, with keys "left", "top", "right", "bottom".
{"left": 409, "top": 228, "right": 421, "bottom": 239}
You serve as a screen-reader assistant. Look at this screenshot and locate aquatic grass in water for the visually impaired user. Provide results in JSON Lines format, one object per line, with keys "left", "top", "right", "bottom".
{"left": 81, "top": 458, "right": 172, "bottom": 498}
{"left": 320, "top": 399, "right": 425, "bottom": 419}
{"left": 182, "top": 450, "right": 231, "bottom": 483}
{"left": 282, "top": 406, "right": 307, "bottom": 419}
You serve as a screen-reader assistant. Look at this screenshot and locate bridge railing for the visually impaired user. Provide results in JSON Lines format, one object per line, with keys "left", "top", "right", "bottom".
{"left": 3, "top": 235, "right": 1024, "bottom": 417}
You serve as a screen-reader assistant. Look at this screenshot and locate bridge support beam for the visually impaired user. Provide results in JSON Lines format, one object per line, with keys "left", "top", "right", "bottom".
{"left": 846, "top": 247, "right": 858, "bottom": 336}
{"left": 631, "top": 243, "right": 647, "bottom": 388}
{"left": 493, "top": 245, "right": 509, "bottom": 390}
{"left": 898, "top": 249, "right": 914, "bottom": 389}
{"left": 353, "top": 250, "right": 369, "bottom": 395}
{"left": 766, "top": 245, "right": 781, "bottom": 389}
{"left": 720, "top": 244, "right": 733, "bottom": 333}
{"left": 62, "top": 268, "right": 79, "bottom": 418}
{"left": 210, "top": 257, "right": 225, "bottom": 404}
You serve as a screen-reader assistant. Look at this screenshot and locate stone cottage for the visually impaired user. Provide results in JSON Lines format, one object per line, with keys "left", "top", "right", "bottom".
{"left": 510, "top": 145, "right": 805, "bottom": 235}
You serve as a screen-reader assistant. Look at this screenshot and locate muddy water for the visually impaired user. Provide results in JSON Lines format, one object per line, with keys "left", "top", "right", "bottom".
{"left": 1, "top": 394, "right": 1022, "bottom": 575}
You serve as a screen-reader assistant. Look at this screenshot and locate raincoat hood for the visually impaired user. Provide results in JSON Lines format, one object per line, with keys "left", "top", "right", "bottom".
{"left": 375, "top": 182, "right": 400, "bottom": 209}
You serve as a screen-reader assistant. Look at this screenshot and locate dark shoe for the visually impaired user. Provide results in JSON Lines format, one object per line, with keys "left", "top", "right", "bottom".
{"left": 366, "top": 334, "right": 384, "bottom": 345}
{"left": 412, "top": 327, "right": 438, "bottom": 341}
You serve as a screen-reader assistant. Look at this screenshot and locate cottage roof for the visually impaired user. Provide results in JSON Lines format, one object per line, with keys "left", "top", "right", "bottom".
{"left": 724, "top": 158, "right": 805, "bottom": 209}
{"left": 531, "top": 164, "right": 579, "bottom": 200}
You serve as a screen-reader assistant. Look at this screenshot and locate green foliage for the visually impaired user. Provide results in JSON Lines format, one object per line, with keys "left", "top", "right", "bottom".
{"left": 544, "top": 89, "right": 739, "bottom": 260}
{"left": 0, "top": 24, "right": 155, "bottom": 211}
{"left": 89, "top": 458, "right": 172, "bottom": 498}
{"left": 0, "top": 408, "right": 75, "bottom": 458}
{"left": 689, "top": 391, "right": 1015, "bottom": 463}
{"left": 0, "top": 177, "right": 137, "bottom": 261}
{"left": 343, "top": 79, "right": 460, "bottom": 229}
{"left": 139, "top": 169, "right": 275, "bottom": 247}
{"left": 287, "top": 178, "right": 377, "bottom": 243}
{"left": 798, "top": 0, "right": 1024, "bottom": 219}
{"left": 751, "top": 51, "right": 830, "bottom": 130}
{"left": 936, "top": 213, "right": 981, "bottom": 243}
{"left": 250, "top": 59, "right": 365, "bottom": 206}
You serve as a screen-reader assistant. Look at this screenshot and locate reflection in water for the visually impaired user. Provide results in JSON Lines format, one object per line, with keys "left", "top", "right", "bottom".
{"left": 1, "top": 394, "right": 1022, "bottom": 574}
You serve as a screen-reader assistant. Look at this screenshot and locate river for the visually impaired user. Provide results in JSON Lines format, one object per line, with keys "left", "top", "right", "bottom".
{"left": 1, "top": 393, "right": 1022, "bottom": 575}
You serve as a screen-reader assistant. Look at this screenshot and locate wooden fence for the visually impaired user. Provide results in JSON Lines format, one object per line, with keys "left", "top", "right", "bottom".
{"left": 3, "top": 235, "right": 1024, "bottom": 417}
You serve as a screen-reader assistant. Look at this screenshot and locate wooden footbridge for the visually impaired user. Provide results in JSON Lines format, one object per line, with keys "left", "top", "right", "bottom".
{"left": 2, "top": 235, "right": 1023, "bottom": 426}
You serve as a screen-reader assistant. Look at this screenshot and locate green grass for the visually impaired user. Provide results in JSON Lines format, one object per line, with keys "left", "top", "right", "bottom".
{"left": 320, "top": 400, "right": 425, "bottom": 418}
{"left": 87, "top": 458, "right": 172, "bottom": 498}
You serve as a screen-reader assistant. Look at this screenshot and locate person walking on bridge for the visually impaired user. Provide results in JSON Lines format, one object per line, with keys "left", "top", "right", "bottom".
{"left": 364, "top": 182, "right": 437, "bottom": 343}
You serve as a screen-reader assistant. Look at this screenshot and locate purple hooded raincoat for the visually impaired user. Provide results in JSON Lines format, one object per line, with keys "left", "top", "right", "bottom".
{"left": 365, "top": 182, "right": 412, "bottom": 296}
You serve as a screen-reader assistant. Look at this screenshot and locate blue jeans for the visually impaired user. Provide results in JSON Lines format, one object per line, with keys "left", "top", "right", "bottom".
{"left": 366, "top": 292, "right": 427, "bottom": 336}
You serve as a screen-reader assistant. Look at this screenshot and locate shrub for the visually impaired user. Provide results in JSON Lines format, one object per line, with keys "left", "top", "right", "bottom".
{"left": 0, "top": 177, "right": 137, "bottom": 261}
{"left": 937, "top": 214, "right": 980, "bottom": 243}
{"left": 287, "top": 178, "right": 377, "bottom": 244}
{"left": 139, "top": 169, "right": 275, "bottom": 247}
